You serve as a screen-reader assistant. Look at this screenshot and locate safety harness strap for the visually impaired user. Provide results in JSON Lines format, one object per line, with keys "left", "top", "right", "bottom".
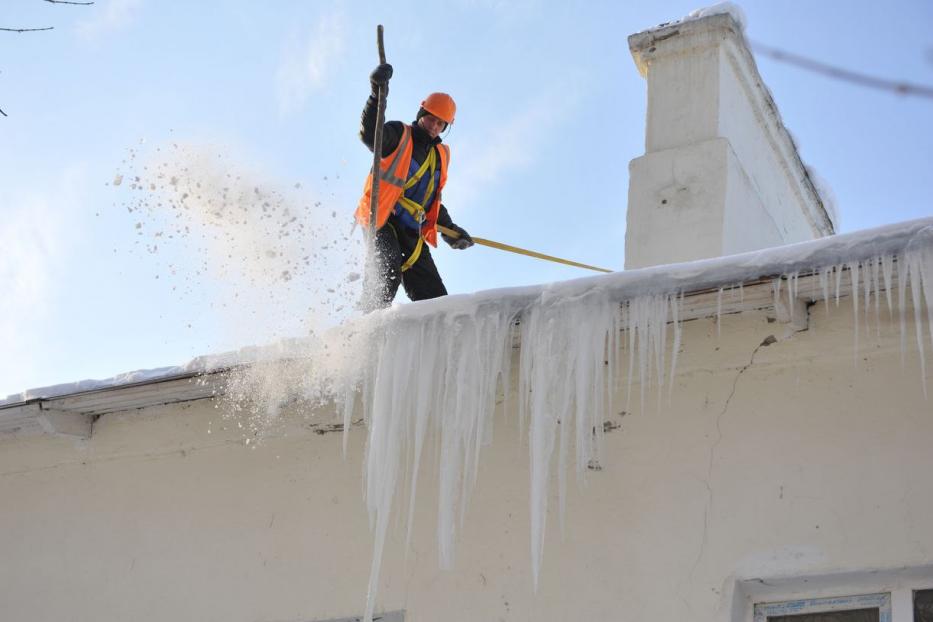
{"left": 389, "top": 140, "right": 438, "bottom": 273}
{"left": 396, "top": 147, "right": 437, "bottom": 226}
{"left": 387, "top": 222, "right": 424, "bottom": 273}
{"left": 400, "top": 236, "right": 424, "bottom": 272}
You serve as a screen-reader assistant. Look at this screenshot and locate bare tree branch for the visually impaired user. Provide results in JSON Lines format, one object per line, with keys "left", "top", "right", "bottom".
{"left": 752, "top": 40, "right": 933, "bottom": 101}
{"left": 0, "top": 26, "right": 55, "bottom": 32}
{"left": 1, "top": 0, "right": 93, "bottom": 118}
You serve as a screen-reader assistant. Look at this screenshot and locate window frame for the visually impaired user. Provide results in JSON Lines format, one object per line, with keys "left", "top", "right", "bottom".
{"left": 753, "top": 592, "right": 891, "bottom": 622}
{"left": 915, "top": 589, "right": 933, "bottom": 622}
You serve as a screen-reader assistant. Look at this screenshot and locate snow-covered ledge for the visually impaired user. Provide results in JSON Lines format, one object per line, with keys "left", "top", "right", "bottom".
{"left": 625, "top": 11, "right": 835, "bottom": 269}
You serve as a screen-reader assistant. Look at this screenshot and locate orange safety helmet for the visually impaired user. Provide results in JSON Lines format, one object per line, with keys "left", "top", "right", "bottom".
{"left": 420, "top": 92, "right": 456, "bottom": 125}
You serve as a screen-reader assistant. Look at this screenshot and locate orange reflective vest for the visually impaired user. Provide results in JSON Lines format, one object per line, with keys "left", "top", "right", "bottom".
{"left": 355, "top": 124, "right": 449, "bottom": 248}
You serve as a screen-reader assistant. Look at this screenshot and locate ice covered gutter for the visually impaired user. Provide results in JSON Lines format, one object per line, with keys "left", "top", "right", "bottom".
{"left": 0, "top": 366, "right": 195, "bottom": 406}
{"left": 348, "top": 217, "right": 931, "bottom": 322}
{"left": 0, "top": 339, "right": 313, "bottom": 407}
{"left": 330, "top": 217, "right": 933, "bottom": 622}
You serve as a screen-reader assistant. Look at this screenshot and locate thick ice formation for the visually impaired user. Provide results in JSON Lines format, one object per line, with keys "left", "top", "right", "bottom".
{"left": 325, "top": 219, "right": 933, "bottom": 621}
{"left": 321, "top": 285, "right": 687, "bottom": 621}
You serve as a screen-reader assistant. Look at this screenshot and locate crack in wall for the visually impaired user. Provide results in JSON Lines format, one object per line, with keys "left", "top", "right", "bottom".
{"left": 688, "top": 334, "right": 777, "bottom": 582}
{"left": 309, "top": 418, "right": 363, "bottom": 435}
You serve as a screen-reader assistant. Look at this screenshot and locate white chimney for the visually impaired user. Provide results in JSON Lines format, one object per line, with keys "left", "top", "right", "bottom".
{"left": 624, "top": 12, "right": 834, "bottom": 270}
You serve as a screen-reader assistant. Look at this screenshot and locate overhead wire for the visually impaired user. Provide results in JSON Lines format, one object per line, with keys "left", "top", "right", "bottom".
{"left": 750, "top": 40, "right": 933, "bottom": 101}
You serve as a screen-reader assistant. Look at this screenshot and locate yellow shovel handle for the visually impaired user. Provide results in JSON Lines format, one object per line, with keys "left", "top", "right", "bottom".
{"left": 437, "top": 225, "right": 613, "bottom": 274}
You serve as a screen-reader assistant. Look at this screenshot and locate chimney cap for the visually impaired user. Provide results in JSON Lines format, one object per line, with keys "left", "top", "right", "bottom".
{"left": 628, "top": 12, "right": 744, "bottom": 78}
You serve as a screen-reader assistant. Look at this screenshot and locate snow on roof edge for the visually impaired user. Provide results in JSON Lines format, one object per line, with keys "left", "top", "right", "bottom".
{"left": 390, "top": 216, "right": 933, "bottom": 322}
{"left": 5, "top": 217, "right": 932, "bottom": 408}
{"left": 635, "top": 2, "right": 746, "bottom": 38}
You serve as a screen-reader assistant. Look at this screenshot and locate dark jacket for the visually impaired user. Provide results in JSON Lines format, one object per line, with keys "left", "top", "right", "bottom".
{"left": 359, "top": 93, "right": 456, "bottom": 232}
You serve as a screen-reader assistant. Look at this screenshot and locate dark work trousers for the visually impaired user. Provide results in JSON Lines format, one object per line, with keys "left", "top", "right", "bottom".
{"left": 361, "top": 222, "right": 448, "bottom": 310}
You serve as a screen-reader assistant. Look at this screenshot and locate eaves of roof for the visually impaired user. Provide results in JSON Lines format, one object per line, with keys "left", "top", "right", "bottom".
{"left": 0, "top": 370, "right": 225, "bottom": 439}
{"left": 3, "top": 217, "right": 931, "bottom": 439}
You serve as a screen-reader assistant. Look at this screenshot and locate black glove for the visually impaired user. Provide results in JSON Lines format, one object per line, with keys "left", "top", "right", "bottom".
{"left": 370, "top": 63, "right": 393, "bottom": 89}
{"left": 442, "top": 224, "right": 474, "bottom": 250}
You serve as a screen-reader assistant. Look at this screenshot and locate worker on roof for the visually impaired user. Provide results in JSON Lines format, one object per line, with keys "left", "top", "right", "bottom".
{"left": 356, "top": 62, "right": 474, "bottom": 310}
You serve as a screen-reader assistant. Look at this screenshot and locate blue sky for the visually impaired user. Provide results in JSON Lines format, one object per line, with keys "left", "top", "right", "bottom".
{"left": 2, "top": 0, "right": 932, "bottom": 398}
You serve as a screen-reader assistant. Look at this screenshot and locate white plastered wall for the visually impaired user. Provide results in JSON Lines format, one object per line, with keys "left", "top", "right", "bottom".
{"left": 1, "top": 299, "right": 931, "bottom": 622}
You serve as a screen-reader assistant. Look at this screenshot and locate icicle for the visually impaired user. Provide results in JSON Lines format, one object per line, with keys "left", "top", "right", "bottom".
{"left": 907, "top": 255, "right": 928, "bottom": 397}
{"left": 362, "top": 325, "right": 408, "bottom": 622}
{"left": 404, "top": 322, "right": 439, "bottom": 553}
{"left": 786, "top": 271, "right": 799, "bottom": 322}
{"left": 835, "top": 263, "right": 844, "bottom": 307}
{"left": 904, "top": 227, "right": 933, "bottom": 397}
{"left": 818, "top": 265, "right": 832, "bottom": 316}
{"left": 849, "top": 261, "right": 861, "bottom": 361}
{"left": 607, "top": 303, "right": 622, "bottom": 433}
{"left": 655, "top": 295, "right": 669, "bottom": 411}
{"left": 668, "top": 292, "right": 683, "bottom": 403}
{"left": 870, "top": 256, "right": 881, "bottom": 338}
{"left": 772, "top": 277, "right": 782, "bottom": 317}
{"left": 337, "top": 302, "right": 521, "bottom": 622}
{"left": 898, "top": 254, "right": 910, "bottom": 366}
{"left": 625, "top": 300, "right": 636, "bottom": 411}
{"left": 920, "top": 249, "right": 933, "bottom": 362}
{"left": 881, "top": 254, "right": 894, "bottom": 318}
{"left": 716, "top": 287, "right": 723, "bottom": 337}
{"left": 519, "top": 287, "right": 617, "bottom": 588}
{"left": 630, "top": 297, "right": 649, "bottom": 410}
{"left": 625, "top": 294, "right": 672, "bottom": 412}
{"left": 863, "top": 259, "right": 872, "bottom": 334}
